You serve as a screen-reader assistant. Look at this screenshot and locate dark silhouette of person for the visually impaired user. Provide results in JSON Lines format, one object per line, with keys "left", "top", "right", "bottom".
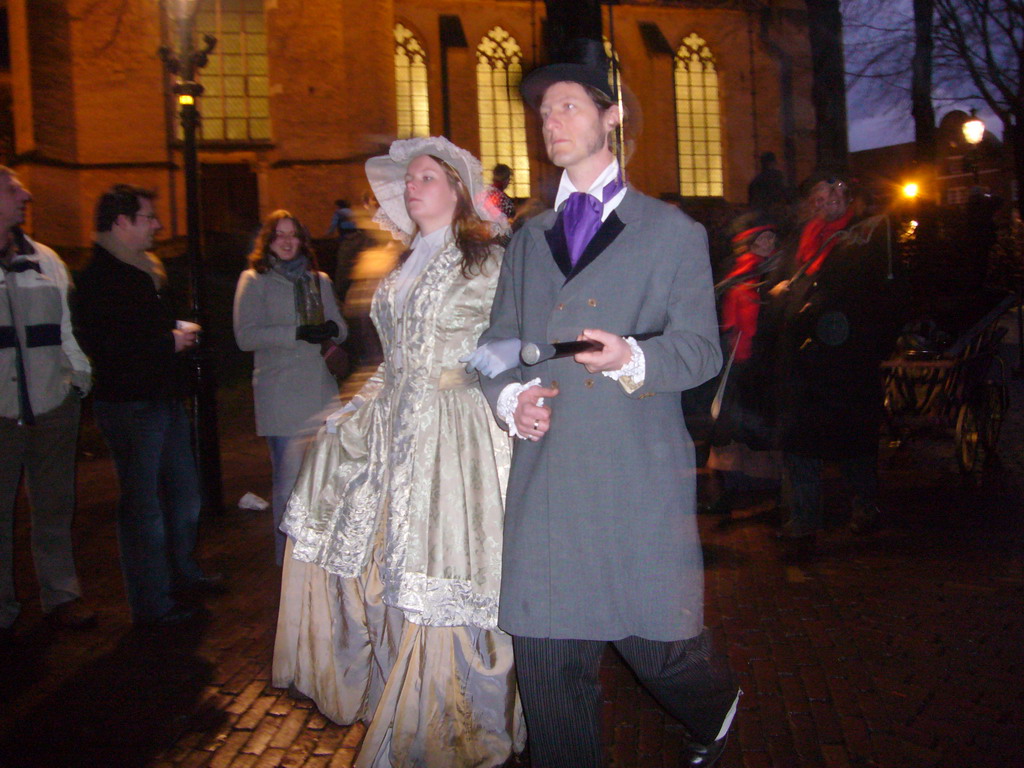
{"left": 748, "top": 152, "right": 790, "bottom": 213}
{"left": 485, "top": 164, "right": 516, "bottom": 221}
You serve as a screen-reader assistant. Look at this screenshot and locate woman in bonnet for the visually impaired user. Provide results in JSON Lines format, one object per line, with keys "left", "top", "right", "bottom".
{"left": 273, "top": 137, "right": 523, "bottom": 767}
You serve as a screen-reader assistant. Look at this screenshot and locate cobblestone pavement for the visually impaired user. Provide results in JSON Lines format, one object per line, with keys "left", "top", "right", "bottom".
{"left": 1, "top": 344, "right": 1022, "bottom": 768}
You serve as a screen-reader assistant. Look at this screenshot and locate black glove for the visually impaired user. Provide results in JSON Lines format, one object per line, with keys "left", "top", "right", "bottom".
{"left": 296, "top": 324, "right": 323, "bottom": 344}
{"left": 296, "top": 320, "right": 339, "bottom": 344}
{"left": 320, "top": 320, "right": 340, "bottom": 340}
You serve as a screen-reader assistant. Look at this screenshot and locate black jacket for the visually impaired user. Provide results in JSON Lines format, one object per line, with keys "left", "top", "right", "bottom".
{"left": 74, "top": 244, "right": 185, "bottom": 402}
{"left": 768, "top": 215, "right": 904, "bottom": 459}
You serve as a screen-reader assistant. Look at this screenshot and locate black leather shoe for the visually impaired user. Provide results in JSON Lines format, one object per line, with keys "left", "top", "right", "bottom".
{"left": 287, "top": 683, "right": 312, "bottom": 701}
{"left": 45, "top": 598, "right": 97, "bottom": 629}
{"left": 177, "top": 573, "right": 227, "bottom": 597}
{"left": 681, "top": 735, "right": 728, "bottom": 767}
{"left": 134, "top": 604, "right": 200, "bottom": 628}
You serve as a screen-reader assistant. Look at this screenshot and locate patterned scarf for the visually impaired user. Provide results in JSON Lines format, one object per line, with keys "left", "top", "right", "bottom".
{"left": 271, "top": 254, "right": 324, "bottom": 325}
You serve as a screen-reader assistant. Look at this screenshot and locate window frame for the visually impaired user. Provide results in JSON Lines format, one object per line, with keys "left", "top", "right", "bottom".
{"left": 394, "top": 22, "right": 430, "bottom": 139}
{"left": 673, "top": 33, "right": 723, "bottom": 198}
{"left": 476, "top": 27, "right": 530, "bottom": 199}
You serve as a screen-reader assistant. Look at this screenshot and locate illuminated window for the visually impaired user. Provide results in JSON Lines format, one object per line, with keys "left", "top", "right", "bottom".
{"left": 476, "top": 27, "right": 530, "bottom": 198}
{"left": 395, "top": 23, "right": 429, "bottom": 138}
{"left": 674, "top": 34, "right": 722, "bottom": 197}
{"left": 191, "top": 0, "right": 270, "bottom": 141}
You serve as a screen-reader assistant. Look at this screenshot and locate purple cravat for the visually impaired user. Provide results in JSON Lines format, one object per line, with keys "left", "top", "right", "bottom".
{"left": 562, "top": 176, "right": 624, "bottom": 266}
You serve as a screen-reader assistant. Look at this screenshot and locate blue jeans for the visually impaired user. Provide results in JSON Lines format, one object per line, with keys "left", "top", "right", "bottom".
{"left": 783, "top": 452, "right": 878, "bottom": 535}
{"left": 266, "top": 433, "right": 311, "bottom": 565}
{"left": 94, "top": 399, "right": 205, "bottom": 622}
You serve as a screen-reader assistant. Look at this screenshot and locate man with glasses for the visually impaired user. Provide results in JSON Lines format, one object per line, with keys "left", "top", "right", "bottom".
{"left": 770, "top": 173, "right": 900, "bottom": 554}
{"left": 75, "top": 184, "right": 222, "bottom": 628}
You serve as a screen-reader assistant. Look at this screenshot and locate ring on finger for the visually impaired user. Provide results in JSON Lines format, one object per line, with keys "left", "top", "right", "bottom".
{"left": 533, "top": 419, "right": 539, "bottom": 431}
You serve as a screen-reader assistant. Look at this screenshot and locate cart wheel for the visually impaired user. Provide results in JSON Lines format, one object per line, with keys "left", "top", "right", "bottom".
{"left": 955, "top": 402, "right": 982, "bottom": 474}
{"left": 981, "top": 383, "right": 1008, "bottom": 450}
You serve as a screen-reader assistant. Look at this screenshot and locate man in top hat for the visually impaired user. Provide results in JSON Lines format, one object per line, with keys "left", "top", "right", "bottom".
{"left": 479, "top": 41, "right": 739, "bottom": 767}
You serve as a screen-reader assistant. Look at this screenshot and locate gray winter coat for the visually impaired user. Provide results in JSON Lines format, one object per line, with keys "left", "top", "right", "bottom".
{"left": 480, "top": 189, "right": 722, "bottom": 641}
{"left": 233, "top": 268, "right": 345, "bottom": 437}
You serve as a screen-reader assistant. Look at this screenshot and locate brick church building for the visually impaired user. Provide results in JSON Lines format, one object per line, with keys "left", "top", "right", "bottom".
{"left": 2, "top": 0, "right": 816, "bottom": 252}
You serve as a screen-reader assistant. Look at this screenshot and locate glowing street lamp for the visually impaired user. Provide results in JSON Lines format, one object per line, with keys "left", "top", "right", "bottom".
{"left": 962, "top": 110, "right": 986, "bottom": 147}
{"left": 962, "top": 109, "right": 985, "bottom": 185}
{"left": 158, "top": 0, "right": 224, "bottom": 515}
{"left": 902, "top": 182, "right": 920, "bottom": 199}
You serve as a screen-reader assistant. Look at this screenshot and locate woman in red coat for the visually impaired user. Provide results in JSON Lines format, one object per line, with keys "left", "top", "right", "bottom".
{"left": 705, "top": 216, "right": 781, "bottom": 514}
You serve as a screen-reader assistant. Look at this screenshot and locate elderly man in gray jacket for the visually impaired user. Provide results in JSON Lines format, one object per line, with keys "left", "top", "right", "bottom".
{"left": 479, "top": 47, "right": 739, "bottom": 767}
{"left": 0, "top": 167, "right": 95, "bottom": 637}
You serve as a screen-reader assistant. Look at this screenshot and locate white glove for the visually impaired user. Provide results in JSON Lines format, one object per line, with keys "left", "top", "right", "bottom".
{"left": 460, "top": 338, "right": 522, "bottom": 378}
{"left": 325, "top": 395, "right": 365, "bottom": 433}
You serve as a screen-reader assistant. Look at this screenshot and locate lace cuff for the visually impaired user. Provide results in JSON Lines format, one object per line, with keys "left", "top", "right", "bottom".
{"left": 497, "top": 378, "right": 541, "bottom": 439}
{"left": 601, "top": 336, "right": 645, "bottom": 393}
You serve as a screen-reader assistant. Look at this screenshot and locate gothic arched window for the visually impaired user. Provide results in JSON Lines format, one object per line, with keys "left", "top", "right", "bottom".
{"left": 674, "top": 34, "right": 723, "bottom": 197}
{"left": 476, "top": 27, "right": 530, "bottom": 198}
{"left": 394, "top": 23, "right": 430, "bottom": 139}
{"left": 193, "top": 0, "right": 269, "bottom": 141}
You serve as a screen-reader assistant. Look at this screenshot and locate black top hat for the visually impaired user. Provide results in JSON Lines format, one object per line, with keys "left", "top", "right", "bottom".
{"left": 521, "top": 38, "right": 617, "bottom": 109}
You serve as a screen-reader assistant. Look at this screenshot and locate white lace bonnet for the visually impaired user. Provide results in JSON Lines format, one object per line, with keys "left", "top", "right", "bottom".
{"left": 365, "top": 136, "right": 509, "bottom": 243}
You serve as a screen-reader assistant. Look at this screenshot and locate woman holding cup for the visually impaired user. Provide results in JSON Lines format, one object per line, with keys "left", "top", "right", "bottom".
{"left": 233, "top": 211, "right": 347, "bottom": 565}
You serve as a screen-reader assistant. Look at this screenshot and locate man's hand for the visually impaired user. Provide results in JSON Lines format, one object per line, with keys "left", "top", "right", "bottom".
{"left": 173, "top": 328, "right": 198, "bottom": 353}
{"left": 513, "top": 384, "right": 559, "bottom": 441}
{"left": 573, "top": 329, "right": 631, "bottom": 373}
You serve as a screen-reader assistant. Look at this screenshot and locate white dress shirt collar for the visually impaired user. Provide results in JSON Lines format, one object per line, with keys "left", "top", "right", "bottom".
{"left": 554, "top": 160, "right": 627, "bottom": 222}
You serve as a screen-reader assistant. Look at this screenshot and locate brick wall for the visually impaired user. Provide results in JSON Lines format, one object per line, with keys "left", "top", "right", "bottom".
{"left": 9, "top": 0, "right": 816, "bottom": 249}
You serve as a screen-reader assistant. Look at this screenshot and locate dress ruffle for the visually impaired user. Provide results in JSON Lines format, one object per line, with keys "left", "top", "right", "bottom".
{"left": 274, "top": 541, "right": 525, "bottom": 767}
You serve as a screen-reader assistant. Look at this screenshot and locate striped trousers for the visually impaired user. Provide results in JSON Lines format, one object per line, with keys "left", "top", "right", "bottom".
{"left": 513, "top": 630, "right": 737, "bottom": 767}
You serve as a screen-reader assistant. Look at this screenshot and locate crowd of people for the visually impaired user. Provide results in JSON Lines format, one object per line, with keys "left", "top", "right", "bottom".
{"left": 1, "top": 37, "right": 917, "bottom": 768}
{"left": 700, "top": 171, "right": 904, "bottom": 559}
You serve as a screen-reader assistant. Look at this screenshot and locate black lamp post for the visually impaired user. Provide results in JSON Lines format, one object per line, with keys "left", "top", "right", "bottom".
{"left": 964, "top": 108, "right": 1024, "bottom": 376}
{"left": 158, "top": 3, "right": 224, "bottom": 515}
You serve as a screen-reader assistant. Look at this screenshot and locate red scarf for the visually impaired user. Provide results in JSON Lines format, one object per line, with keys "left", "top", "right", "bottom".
{"left": 721, "top": 252, "right": 764, "bottom": 363}
{"left": 795, "top": 208, "right": 854, "bottom": 276}
{"left": 724, "top": 251, "right": 760, "bottom": 284}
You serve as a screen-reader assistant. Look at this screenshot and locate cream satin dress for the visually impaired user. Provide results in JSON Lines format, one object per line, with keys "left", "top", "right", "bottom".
{"left": 274, "top": 233, "right": 524, "bottom": 768}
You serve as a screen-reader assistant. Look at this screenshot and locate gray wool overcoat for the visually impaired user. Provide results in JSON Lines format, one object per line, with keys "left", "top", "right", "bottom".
{"left": 233, "top": 268, "right": 345, "bottom": 437}
{"left": 480, "top": 188, "right": 722, "bottom": 642}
